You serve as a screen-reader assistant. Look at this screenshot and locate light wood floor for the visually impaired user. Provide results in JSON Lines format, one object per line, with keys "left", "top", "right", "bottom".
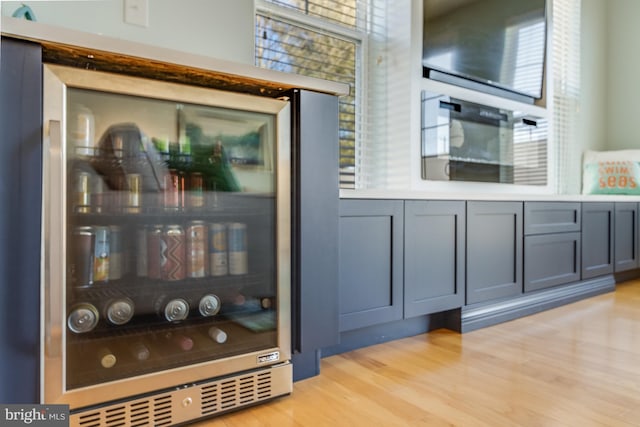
{"left": 195, "top": 280, "right": 640, "bottom": 427}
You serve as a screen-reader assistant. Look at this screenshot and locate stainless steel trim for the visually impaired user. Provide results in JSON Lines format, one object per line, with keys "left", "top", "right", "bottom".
{"left": 42, "top": 65, "right": 68, "bottom": 404}
{"left": 69, "top": 363, "right": 292, "bottom": 427}
{"left": 276, "top": 102, "right": 292, "bottom": 360}
{"left": 41, "top": 64, "right": 292, "bottom": 408}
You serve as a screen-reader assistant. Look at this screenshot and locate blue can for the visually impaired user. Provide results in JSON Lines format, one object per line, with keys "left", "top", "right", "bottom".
{"left": 227, "top": 223, "right": 248, "bottom": 275}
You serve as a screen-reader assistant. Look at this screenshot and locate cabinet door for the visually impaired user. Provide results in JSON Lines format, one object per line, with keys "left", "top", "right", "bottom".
{"left": 524, "top": 232, "right": 581, "bottom": 292}
{"left": 614, "top": 202, "right": 639, "bottom": 272}
{"left": 582, "top": 202, "right": 614, "bottom": 279}
{"left": 339, "top": 200, "right": 404, "bottom": 332}
{"left": 466, "top": 201, "right": 523, "bottom": 304}
{"left": 404, "top": 200, "right": 465, "bottom": 317}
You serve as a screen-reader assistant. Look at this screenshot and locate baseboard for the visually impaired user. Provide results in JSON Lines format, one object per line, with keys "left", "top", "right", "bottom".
{"left": 457, "top": 275, "right": 616, "bottom": 333}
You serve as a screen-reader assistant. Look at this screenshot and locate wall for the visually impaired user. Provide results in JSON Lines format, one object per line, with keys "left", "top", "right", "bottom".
{"left": 578, "top": 0, "right": 607, "bottom": 153}
{"left": 0, "top": 0, "right": 255, "bottom": 64}
{"left": 605, "top": 0, "right": 640, "bottom": 150}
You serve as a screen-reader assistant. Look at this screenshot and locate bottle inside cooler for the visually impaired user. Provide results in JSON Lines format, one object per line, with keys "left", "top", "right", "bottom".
{"left": 64, "top": 86, "right": 280, "bottom": 390}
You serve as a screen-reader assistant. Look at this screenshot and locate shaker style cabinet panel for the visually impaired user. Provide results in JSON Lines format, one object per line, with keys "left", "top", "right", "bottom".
{"left": 404, "top": 200, "right": 465, "bottom": 317}
{"left": 614, "top": 202, "right": 639, "bottom": 273}
{"left": 466, "top": 201, "right": 523, "bottom": 305}
{"left": 524, "top": 232, "right": 581, "bottom": 292}
{"left": 581, "top": 202, "right": 614, "bottom": 279}
{"left": 523, "top": 202, "right": 582, "bottom": 292}
{"left": 338, "top": 200, "right": 404, "bottom": 332}
{"left": 524, "top": 201, "right": 581, "bottom": 235}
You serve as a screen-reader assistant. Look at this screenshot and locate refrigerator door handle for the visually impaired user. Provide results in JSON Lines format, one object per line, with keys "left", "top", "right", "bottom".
{"left": 44, "top": 119, "right": 64, "bottom": 358}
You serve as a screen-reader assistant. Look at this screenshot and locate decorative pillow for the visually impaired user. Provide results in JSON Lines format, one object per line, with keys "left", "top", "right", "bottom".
{"left": 582, "top": 150, "right": 640, "bottom": 195}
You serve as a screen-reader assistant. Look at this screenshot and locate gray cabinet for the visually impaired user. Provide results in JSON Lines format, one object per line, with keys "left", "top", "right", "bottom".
{"left": 404, "top": 200, "right": 465, "bottom": 317}
{"left": 291, "top": 90, "right": 340, "bottom": 358}
{"left": 524, "top": 232, "right": 581, "bottom": 292}
{"left": 614, "top": 202, "right": 639, "bottom": 272}
{"left": 582, "top": 202, "right": 614, "bottom": 279}
{"left": 523, "top": 202, "right": 581, "bottom": 292}
{"left": 466, "top": 201, "right": 523, "bottom": 304}
{"left": 0, "top": 38, "right": 43, "bottom": 403}
{"left": 338, "top": 200, "right": 404, "bottom": 332}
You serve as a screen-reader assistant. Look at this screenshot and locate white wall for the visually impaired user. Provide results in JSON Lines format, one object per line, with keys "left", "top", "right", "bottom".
{"left": 605, "top": 0, "right": 640, "bottom": 150}
{"left": 578, "top": 0, "right": 607, "bottom": 154}
{"left": 1, "top": 0, "right": 255, "bottom": 64}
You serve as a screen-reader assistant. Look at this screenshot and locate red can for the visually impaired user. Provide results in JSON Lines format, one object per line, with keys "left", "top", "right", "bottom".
{"left": 163, "top": 225, "right": 186, "bottom": 281}
{"left": 146, "top": 225, "right": 165, "bottom": 280}
{"left": 163, "top": 169, "right": 180, "bottom": 211}
{"left": 186, "top": 221, "right": 208, "bottom": 278}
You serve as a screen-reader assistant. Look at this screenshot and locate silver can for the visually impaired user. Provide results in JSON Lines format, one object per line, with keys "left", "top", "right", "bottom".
{"left": 104, "top": 297, "right": 135, "bottom": 325}
{"left": 228, "top": 223, "right": 248, "bottom": 275}
{"left": 67, "top": 303, "right": 99, "bottom": 333}
{"left": 162, "top": 298, "right": 189, "bottom": 322}
{"left": 198, "top": 294, "right": 221, "bottom": 317}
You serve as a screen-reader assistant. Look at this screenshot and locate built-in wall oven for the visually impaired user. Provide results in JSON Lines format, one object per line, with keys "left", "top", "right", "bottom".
{"left": 421, "top": 91, "right": 548, "bottom": 186}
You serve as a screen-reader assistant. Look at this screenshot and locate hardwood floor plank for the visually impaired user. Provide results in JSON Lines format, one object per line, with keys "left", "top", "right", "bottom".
{"left": 194, "top": 280, "right": 640, "bottom": 427}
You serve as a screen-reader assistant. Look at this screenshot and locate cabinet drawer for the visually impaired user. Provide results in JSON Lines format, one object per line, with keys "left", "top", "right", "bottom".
{"left": 524, "top": 232, "right": 581, "bottom": 292}
{"left": 524, "top": 202, "right": 581, "bottom": 235}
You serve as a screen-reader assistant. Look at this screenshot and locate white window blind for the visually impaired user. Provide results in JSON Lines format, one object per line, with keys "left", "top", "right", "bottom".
{"left": 553, "top": 0, "right": 582, "bottom": 194}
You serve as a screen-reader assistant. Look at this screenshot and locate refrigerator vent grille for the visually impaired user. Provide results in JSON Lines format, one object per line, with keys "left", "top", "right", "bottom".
{"left": 75, "top": 394, "right": 172, "bottom": 427}
{"left": 201, "top": 370, "right": 273, "bottom": 415}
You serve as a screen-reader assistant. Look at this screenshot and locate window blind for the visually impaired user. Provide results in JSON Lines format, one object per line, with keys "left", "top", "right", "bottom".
{"left": 553, "top": 0, "right": 582, "bottom": 194}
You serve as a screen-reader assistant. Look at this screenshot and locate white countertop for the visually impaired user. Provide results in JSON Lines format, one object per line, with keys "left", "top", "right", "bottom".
{"left": 340, "top": 189, "right": 640, "bottom": 202}
{"left": 1, "top": 16, "right": 350, "bottom": 97}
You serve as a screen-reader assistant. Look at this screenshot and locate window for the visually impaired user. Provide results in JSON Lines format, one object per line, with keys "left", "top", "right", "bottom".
{"left": 255, "top": 0, "right": 364, "bottom": 188}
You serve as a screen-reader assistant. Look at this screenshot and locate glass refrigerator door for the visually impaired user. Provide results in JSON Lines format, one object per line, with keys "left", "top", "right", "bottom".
{"left": 42, "top": 64, "right": 290, "bottom": 407}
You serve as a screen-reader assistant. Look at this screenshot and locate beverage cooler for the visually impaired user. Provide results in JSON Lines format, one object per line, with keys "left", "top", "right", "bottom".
{"left": 41, "top": 64, "right": 292, "bottom": 425}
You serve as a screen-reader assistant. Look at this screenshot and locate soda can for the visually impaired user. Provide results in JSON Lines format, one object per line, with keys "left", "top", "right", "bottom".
{"left": 189, "top": 172, "right": 204, "bottom": 209}
{"left": 228, "top": 223, "right": 248, "bottom": 275}
{"left": 93, "top": 226, "right": 110, "bottom": 283}
{"left": 72, "top": 226, "right": 95, "bottom": 287}
{"left": 147, "top": 225, "right": 165, "bottom": 280}
{"left": 163, "top": 169, "right": 180, "bottom": 211}
{"left": 162, "top": 298, "right": 189, "bottom": 322}
{"left": 108, "top": 225, "right": 123, "bottom": 281}
{"left": 198, "top": 294, "right": 221, "bottom": 317}
{"left": 209, "top": 223, "right": 228, "bottom": 276}
{"left": 125, "top": 173, "right": 142, "bottom": 214}
{"left": 104, "top": 297, "right": 135, "bottom": 325}
{"left": 186, "top": 221, "right": 208, "bottom": 278}
{"left": 136, "top": 226, "right": 148, "bottom": 277}
{"left": 163, "top": 225, "right": 186, "bottom": 281}
{"left": 73, "top": 170, "right": 91, "bottom": 213}
{"left": 67, "top": 302, "right": 99, "bottom": 333}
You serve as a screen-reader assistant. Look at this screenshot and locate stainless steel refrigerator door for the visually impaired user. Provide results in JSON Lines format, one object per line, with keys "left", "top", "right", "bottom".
{"left": 42, "top": 64, "right": 290, "bottom": 409}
